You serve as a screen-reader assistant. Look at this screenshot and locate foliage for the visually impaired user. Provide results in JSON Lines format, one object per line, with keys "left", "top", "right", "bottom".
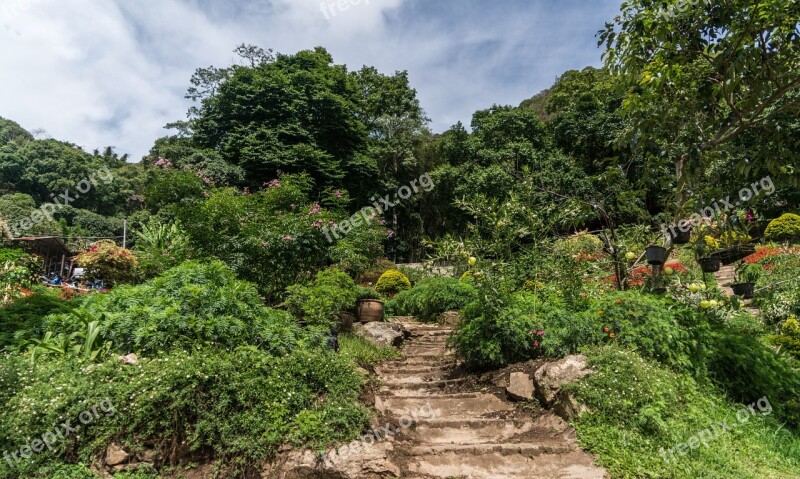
{"left": 132, "top": 218, "right": 192, "bottom": 280}
{"left": 541, "top": 291, "right": 706, "bottom": 372}
{"left": 765, "top": 213, "right": 800, "bottom": 241}
{"left": 0, "top": 347, "right": 370, "bottom": 478}
{"left": 569, "top": 346, "right": 800, "bottom": 479}
{"left": 772, "top": 317, "right": 800, "bottom": 359}
{"left": 600, "top": 0, "right": 800, "bottom": 192}
{"left": 355, "top": 286, "right": 381, "bottom": 301}
{"left": 449, "top": 276, "right": 551, "bottom": 369}
{"left": 375, "top": 269, "right": 411, "bottom": 296}
{"left": 386, "top": 276, "right": 477, "bottom": 322}
{"left": 75, "top": 240, "right": 137, "bottom": 287}
{"left": 177, "top": 175, "right": 336, "bottom": 301}
{"left": 43, "top": 261, "right": 302, "bottom": 356}
{"left": 553, "top": 231, "right": 604, "bottom": 257}
{"left": 0, "top": 287, "right": 74, "bottom": 350}
{"left": 734, "top": 262, "right": 762, "bottom": 284}
{"left": 338, "top": 332, "right": 400, "bottom": 368}
{"left": 752, "top": 251, "right": 800, "bottom": 324}
{"left": 286, "top": 269, "right": 358, "bottom": 327}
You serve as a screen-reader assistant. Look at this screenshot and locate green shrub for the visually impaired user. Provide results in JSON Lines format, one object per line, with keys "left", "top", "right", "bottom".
{"left": 765, "top": 213, "right": 800, "bottom": 241}
{"left": 386, "top": 277, "right": 477, "bottom": 322}
{"left": 551, "top": 292, "right": 706, "bottom": 372}
{"left": 0, "top": 287, "right": 75, "bottom": 350}
{"left": 286, "top": 269, "right": 358, "bottom": 327}
{"left": 375, "top": 269, "right": 411, "bottom": 296}
{"left": 339, "top": 332, "right": 400, "bottom": 368}
{"left": 553, "top": 231, "right": 604, "bottom": 257}
{"left": 0, "top": 347, "right": 370, "bottom": 478}
{"left": 772, "top": 317, "right": 800, "bottom": 359}
{"left": 450, "top": 286, "right": 557, "bottom": 369}
{"left": 41, "top": 261, "right": 302, "bottom": 356}
{"left": 569, "top": 346, "right": 800, "bottom": 479}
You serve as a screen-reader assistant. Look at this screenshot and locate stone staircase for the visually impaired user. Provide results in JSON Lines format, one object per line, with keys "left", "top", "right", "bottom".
{"left": 375, "top": 320, "right": 606, "bottom": 479}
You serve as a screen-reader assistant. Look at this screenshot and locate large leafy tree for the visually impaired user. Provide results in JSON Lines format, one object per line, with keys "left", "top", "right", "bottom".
{"left": 600, "top": 0, "right": 800, "bottom": 204}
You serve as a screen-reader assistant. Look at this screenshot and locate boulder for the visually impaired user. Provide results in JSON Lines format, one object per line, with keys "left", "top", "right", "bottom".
{"left": 267, "top": 442, "right": 400, "bottom": 479}
{"left": 354, "top": 322, "right": 407, "bottom": 348}
{"left": 440, "top": 310, "right": 462, "bottom": 327}
{"left": 553, "top": 390, "right": 590, "bottom": 421}
{"left": 505, "top": 372, "right": 534, "bottom": 401}
{"left": 105, "top": 443, "right": 130, "bottom": 466}
{"left": 533, "top": 355, "right": 591, "bottom": 406}
{"left": 117, "top": 353, "right": 139, "bottom": 365}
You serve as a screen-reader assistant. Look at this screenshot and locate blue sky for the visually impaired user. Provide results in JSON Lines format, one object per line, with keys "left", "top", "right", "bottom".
{"left": 0, "top": 0, "right": 621, "bottom": 159}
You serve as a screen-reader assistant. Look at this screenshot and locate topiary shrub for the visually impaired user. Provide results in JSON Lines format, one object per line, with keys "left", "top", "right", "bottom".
{"left": 375, "top": 269, "right": 411, "bottom": 296}
{"left": 765, "top": 213, "right": 800, "bottom": 241}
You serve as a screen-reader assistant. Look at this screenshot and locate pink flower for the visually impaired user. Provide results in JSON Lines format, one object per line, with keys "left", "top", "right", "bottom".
{"left": 335, "top": 189, "right": 342, "bottom": 198}
{"left": 282, "top": 235, "right": 294, "bottom": 242}
{"left": 387, "top": 229, "right": 395, "bottom": 238}
{"left": 538, "top": 330, "right": 545, "bottom": 336}
{"left": 308, "top": 203, "right": 321, "bottom": 215}
{"left": 265, "top": 179, "right": 281, "bottom": 189}
{"left": 533, "top": 341, "right": 540, "bottom": 348}
{"left": 243, "top": 187, "right": 251, "bottom": 195}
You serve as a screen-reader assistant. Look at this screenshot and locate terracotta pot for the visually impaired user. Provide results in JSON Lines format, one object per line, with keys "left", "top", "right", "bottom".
{"left": 340, "top": 312, "right": 355, "bottom": 332}
{"left": 357, "top": 299, "right": 384, "bottom": 323}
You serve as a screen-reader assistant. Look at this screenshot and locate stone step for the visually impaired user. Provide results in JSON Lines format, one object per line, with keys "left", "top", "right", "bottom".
{"left": 381, "top": 378, "right": 468, "bottom": 391}
{"left": 404, "top": 449, "right": 606, "bottom": 479}
{"left": 377, "top": 365, "right": 451, "bottom": 374}
{"left": 380, "top": 394, "right": 513, "bottom": 419}
{"left": 409, "top": 418, "right": 537, "bottom": 445}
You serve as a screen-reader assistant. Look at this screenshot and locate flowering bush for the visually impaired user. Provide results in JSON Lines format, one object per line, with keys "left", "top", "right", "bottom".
{"left": 75, "top": 240, "right": 137, "bottom": 287}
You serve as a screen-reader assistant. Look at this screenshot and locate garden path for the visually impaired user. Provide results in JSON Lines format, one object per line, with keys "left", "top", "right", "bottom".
{"left": 373, "top": 319, "right": 606, "bottom": 479}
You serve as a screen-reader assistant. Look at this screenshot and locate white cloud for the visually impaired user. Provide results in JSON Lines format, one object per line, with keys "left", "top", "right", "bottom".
{"left": 0, "top": 0, "right": 620, "bottom": 160}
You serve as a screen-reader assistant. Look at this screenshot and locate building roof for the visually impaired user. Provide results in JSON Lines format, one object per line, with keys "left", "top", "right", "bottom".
{"left": 7, "top": 236, "right": 72, "bottom": 257}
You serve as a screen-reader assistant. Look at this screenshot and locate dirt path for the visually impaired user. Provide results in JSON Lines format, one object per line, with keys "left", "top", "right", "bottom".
{"left": 374, "top": 319, "right": 606, "bottom": 479}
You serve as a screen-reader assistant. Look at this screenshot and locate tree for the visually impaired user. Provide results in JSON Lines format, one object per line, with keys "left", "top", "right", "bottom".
{"left": 600, "top": 0, "right": 800, "bottom": 204}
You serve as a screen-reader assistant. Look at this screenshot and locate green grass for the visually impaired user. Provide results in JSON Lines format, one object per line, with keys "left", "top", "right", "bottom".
{"left": 568, "top": 346, "right": 800, "bottom": 478}
{"left": 339, "top": 333, "right": 400, "bottom": 368}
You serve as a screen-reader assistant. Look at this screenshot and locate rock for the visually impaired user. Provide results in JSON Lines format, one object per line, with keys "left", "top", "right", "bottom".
{"left": 440, "top": 310, "right": 462, "bottom": 327}
{"left": 354, "top": 322, "right": 407, "bottom": 348}
{"left": 117, "top": 353, "right": 139, "bottom": 365}
{"left": 268, "top": 442, "right": 400, "bottom": 479}
{"left": 553, "top": 390, "right": 590, "bottom": 421}
{"left": 105, "top": 443, "right": 130, "bottom": 466}
{"left": 533, "top": 355, "right": 591, "bottom": 406}
{"left": 505, "top": 372, "right": 534, "bottom": 401}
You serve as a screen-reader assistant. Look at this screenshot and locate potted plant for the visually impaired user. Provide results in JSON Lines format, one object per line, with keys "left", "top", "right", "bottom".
{"left": 693, "top": 235, "right": 721, "bottom": 272}
{"left": 356, "top": 286, "right": 384, "bottom": 323}
{"left": 645, "top": 245, "right": 668, "bottom": 265}
{"left": 732, "top": 263, "right": 762, "bottom": 299}
{"left": 666, "top": 220, "right": 692, "bottom": 245}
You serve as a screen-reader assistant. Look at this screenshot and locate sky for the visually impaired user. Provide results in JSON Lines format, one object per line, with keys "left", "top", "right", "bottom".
{"left": 0, "top": 0, "right": 621, "bottom": 160}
